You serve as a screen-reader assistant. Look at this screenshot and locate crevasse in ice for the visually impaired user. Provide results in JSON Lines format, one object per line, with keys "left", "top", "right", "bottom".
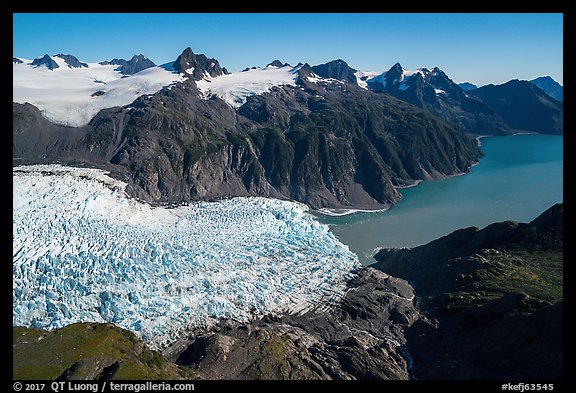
{"left": 13, "top": 165, "right": 360, "bottom": 349}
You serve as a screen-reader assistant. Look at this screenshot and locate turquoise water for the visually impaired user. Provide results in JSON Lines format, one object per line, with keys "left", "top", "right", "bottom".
{"left": 315, "top": 134, "right": 563, "bottom": 266}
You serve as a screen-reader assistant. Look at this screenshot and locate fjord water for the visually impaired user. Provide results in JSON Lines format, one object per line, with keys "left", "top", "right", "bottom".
{"left": 315, "top": 134, "right": 563, "bottom": 266}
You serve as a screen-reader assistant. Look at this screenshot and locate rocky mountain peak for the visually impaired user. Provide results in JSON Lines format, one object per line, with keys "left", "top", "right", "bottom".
{"left": 389, "top": 62, "right": 404, "bottom": 74}
{"left": 172, "top": 47, "right": 229, "bottom": 80}
{"left": 530, "top": 76, "right": 563, "bottom": 102}
{"left": 311, "top": 59, "right": 358, "bottom": 83}
{"left": 99, "top": 54, "right": 156, "bottom": 75}
{"left": 30, "top": 54, "right": 59, "bottom": 70}
{"left": 54, "top": 54, "right": 88, "bottom": 68}
{"left": 266, "top": 60, "right": 290, "bottom": 68}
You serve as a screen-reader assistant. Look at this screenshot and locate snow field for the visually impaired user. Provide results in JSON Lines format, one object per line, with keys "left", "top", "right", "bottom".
{"left": 13, "top": 58, "right": 186, "bottom": 127}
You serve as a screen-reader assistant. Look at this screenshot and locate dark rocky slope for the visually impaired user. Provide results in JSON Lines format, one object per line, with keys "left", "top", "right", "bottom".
{"left": 468, "top": 80, "right": 563, "bottom": 134}
{"left": 13, "top": 49, "right": 481, "bottom": 210}
{"left": 373, "top": 203, "right": 563, "bottom": 379}
{"left": 54, "top": 54, "right": 88, "bottom": 68}
{"left": 30, "top": 54, "right": 60, "bottom": 70}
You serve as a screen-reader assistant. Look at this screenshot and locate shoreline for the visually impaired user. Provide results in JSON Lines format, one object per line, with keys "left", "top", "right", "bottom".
{"left": 315, "top": 207, "right": 389, "bottom": 217}
{"left": 476, "top": 131, "right": 541, "bottom": 147}
{"left": 394, "top": 179, "right": 423, "bottom": 189}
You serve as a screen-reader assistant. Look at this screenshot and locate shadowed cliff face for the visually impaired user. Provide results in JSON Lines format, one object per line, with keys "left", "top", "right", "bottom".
{"left": 13, "top": 66, "right": 481, "bottom": 210}
{"left": 373, "top": 203, "right": 563, "bottom": 380}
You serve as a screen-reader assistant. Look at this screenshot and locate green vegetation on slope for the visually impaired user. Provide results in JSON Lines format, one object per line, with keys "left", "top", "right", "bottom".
{"left": 13, "top": 323, "right": 196, "bottom": 380}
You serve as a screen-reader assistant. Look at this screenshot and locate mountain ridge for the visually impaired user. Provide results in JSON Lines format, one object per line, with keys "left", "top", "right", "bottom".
{"left": 13, "top": 47, "right": 482, "bottom": 210}
{"left": 468, "top": 79, "right": 563, "bottom": 134}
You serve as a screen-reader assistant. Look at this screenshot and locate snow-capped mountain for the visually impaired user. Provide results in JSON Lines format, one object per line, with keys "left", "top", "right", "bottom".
{"left": 363, "top": 62, "right": 511, "bottom": 135}
{"left": 311, "top": 59, "right": 359, "bottom": 84}
{"left": 171, "top": 47, "right": 229, "bottom": 79}
{"left": 13, "top": 53, "right": 186, "bottom": 127}
{"left": 14, "top": 46, "right": 561, "bottom": 212}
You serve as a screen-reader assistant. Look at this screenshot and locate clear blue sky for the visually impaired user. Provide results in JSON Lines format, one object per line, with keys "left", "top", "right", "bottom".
{"left": 13, "top": 13, "right": 563, "bottom": 86}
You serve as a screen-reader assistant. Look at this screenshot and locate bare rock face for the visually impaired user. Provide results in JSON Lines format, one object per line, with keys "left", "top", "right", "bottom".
{"left": 367, "top": 63, "right": 512, "bottom": 135}
{"left": 163, "top": 268, "right": 420, "bottom": 380}
{"left": 172, "top": 47, "right": 229, "bottom": 80}
{"left": 99, "top": 54, "right": 155, "bottom": 75}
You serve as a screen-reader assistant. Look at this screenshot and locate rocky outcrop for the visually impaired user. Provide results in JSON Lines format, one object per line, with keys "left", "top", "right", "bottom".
{"left": 458, "top": 82, "right": 478, "bottom": 91}
{"left": 266, "top": 60, "right": 290, "bottom": 68}
{"left": 468, "top": 80, "right": 563, "bottom": 134}
{"left": 99, "top": 54, "right": 155, "bottom": 75}
{"left": 163, "top": 268, "right": 419, "bottom": 380}
{"left": 373, "top": 204, "right": 563, "bottom": 379}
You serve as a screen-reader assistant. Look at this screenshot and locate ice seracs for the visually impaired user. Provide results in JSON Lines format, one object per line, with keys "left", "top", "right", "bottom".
{"left": 13, "top": 165, "right": 360, "bottom": 349}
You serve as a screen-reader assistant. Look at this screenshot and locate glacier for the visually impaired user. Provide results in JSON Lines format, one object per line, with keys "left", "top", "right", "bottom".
{"left": 195, "top": 64, "right": 301, "bottom": 108}
{"left": 13, "top": 165, "right": 360, "bottom": 349}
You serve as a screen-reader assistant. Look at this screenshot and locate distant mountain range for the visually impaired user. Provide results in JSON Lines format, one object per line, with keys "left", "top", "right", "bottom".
{"left": 13, "top": 49, "right": 563, "bottom": 209}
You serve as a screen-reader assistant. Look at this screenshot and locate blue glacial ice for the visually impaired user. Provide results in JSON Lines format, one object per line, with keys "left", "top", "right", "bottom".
{"left": 13, "top": 165, "right": 360, "bottom": 349}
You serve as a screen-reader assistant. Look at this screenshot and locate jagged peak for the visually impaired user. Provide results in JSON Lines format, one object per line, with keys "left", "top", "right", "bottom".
{"left": 266, "top": 60, "right": 290, "bottom": 68}
{"left": 30, "top": 54, "right": 59, "bottom": 70}
{"left": 172, "top": 47, "right": 227, "bottom": 80}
